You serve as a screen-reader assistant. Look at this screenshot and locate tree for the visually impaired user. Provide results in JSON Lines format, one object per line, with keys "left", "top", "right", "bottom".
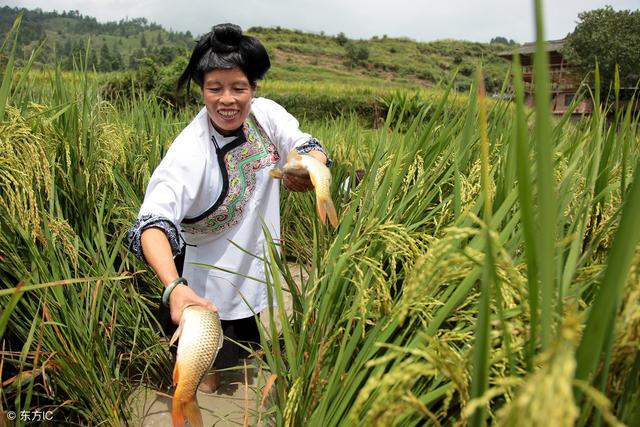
{"left": 61, "top": 38, "right": 73, "bottom": 56}
{"left": 129, "top": 48, "right": 146, "bottom": 69}
{"left": 344, "top": 41, "right": 369, "bottom": 67}
{"left": 335, "top": 32, "right": 348, "bottom": 46}
{"left": 563, "top": 6, "right": 640, "bottom": 90}
{"left": 156, "top": 45, "right": 179, "bottom": 66}
{"left": 490, "top": 36, "right": 517, "bottom": 45}
{"left": 111, "top": 47, "right": 123, "bottom": 71}
{"left": 99, "top": 43, "right": 113, "bottom": 71}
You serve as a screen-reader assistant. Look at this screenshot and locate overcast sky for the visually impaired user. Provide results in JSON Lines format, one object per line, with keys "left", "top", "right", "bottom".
{"left": 2, "top": 0, "right": 638, "bottom": 43}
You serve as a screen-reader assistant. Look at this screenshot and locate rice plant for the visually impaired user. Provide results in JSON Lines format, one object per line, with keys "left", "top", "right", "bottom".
{"left": 255, "top": 2, "right": 640, "bottom": 424}
{"left": 1, "top": 22, "right": 186, "bottom": 424}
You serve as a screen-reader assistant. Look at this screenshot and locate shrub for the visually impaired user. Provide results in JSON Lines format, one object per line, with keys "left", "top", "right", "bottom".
{"left": 335, "top": 32, "right": 348, "bottom": 46}
{"left": 101, "top": 56, "right": 197, "bottom": 107}
{"left": 344, "top": 41, "right": 370, "bottom": 67}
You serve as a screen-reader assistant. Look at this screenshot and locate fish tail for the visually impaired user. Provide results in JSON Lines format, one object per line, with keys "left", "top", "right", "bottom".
{"left": 184, "top": 397, "right": 204, "bottom": 427}
{"left": 317, "top": 197, "right": 338, "bottom": 228}
{"left": 172, "top": 388, "right": 203, "bottom": 427}
{"left": 172, "top": 363, "right": 185, "bottom": 427}
{"left": 171, "top": 397, "right": 186, "bottom": 427}
{"left": 327, "top": 201, "right": 339, "bottom": 228}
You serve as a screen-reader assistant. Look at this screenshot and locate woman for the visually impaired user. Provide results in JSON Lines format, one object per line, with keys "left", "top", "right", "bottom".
{"left": 127, "top": 23, "right": 330, "bottom": 391}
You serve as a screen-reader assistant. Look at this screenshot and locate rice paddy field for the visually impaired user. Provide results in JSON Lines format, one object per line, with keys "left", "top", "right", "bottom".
{"left": 2, "top": 4, "right": 640, "bottom": 427}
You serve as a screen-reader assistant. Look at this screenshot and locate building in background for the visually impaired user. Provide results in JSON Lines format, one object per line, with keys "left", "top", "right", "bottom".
{"left": 498, "top": 39, "right": 593, "bottom": 115}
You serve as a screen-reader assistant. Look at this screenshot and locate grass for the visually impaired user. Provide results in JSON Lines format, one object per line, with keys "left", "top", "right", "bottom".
{"left": 1, "top": 4, "right": 640, "bottom": 426}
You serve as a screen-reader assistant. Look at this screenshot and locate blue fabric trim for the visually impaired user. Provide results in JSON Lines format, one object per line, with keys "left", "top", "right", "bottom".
{"left": 127, "top": 214, "right": 184, "bottom": 263}
{"left": 295, "top": 138, "right": 333, "bottom": 167}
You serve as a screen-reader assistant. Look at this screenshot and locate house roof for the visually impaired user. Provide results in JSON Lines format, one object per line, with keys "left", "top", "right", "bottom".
{"left": 497, "top": 39, "right": 566, "bottom": 58}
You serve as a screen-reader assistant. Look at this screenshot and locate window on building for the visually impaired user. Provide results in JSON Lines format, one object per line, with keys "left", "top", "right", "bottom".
{"left": 564, "top": 93, "right": 575, "bottom": 107}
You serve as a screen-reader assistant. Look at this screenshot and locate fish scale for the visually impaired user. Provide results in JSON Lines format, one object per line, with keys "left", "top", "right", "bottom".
{"left": 171, "top": 306, "right": 223, "bottom": 427}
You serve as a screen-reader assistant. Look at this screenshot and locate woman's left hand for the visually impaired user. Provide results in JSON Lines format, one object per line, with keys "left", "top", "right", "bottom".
{"left": 282, "top": 149, "right": 327, "bottom": 192}
{"left": 283, "top": 173, "right": 314, "bottom": 192}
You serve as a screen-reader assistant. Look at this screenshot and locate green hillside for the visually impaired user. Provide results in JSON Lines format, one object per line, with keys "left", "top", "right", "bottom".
{"left": 0, "top": 6, "right": 194, "bottom": 71}
{"left": 249, "top": 26, "right": 513, "bottom": 92}
{"left": 1, "top": 6, "right": 515, "bottom": 93}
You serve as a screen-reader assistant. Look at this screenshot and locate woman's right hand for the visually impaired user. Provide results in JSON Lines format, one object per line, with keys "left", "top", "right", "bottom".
{"left": 169, "top": 283, "right": 218, "bottom": 324}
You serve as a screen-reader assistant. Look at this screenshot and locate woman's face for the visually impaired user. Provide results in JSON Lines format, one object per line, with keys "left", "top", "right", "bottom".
{"left": 202, "top": 68, "right": 255, "bottom": 136}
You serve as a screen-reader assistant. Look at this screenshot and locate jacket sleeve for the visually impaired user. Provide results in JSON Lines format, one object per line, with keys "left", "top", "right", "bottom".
{"left": 255, "top": 98, "right": 332, "bottom": 166}
{"left": 127, "top": 129, "right": 208, "bottom": 262}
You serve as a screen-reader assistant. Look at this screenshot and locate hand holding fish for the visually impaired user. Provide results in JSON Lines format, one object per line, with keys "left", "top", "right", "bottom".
{"left": 139, "top": 228, "right": 218, "bottom": 324}
{"left": 169, "top": 284, "right": 217, "bottom": 325}
{"left": 270, "top": 149, "right": 339, "bottom": 228}
{"left": 282, "top": 173, "right": 314, "bottom": 192}
{"left": 281, "top": 150, "right": 326, "bottom": 192}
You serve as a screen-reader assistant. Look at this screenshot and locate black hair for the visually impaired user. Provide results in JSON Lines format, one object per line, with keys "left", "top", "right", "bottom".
{"left": 177, "top": 23, "right": 270, "bottom": 92}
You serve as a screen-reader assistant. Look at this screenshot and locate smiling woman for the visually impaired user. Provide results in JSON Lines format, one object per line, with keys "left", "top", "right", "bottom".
{"left": 202, "top": 68, "right": 255, "bottom": 135}
{"left": 126, "top": 23, "right": 331, "bottom": 396}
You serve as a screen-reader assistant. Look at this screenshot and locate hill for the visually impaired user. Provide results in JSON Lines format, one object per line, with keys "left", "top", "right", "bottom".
{"left": 1, "top": 7, "right": 514, "bottom": 93}
{"left": 249, "top": 26, "right": 512, "bottom": 93}
{"left": 0, "top": 6, "right": 194, "bottom": 71}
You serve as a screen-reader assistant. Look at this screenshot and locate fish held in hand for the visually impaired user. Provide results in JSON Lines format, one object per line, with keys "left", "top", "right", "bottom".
{"left": 269, "top": 150, "right": 339, "bottom": 228}
{"left": 170, "top": 305, "right": 223, "bottom": 427}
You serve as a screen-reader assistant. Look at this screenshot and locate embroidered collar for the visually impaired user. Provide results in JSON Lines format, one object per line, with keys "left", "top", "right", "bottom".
{"left": 181, "top": 113, "right": 280, "bottom": 234}
{"left": 208, "top": 118, "right": 249, "bottom": 149}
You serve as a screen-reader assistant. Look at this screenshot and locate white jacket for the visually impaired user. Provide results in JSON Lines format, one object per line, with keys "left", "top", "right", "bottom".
{"left": 135, "top": 97, "right": 323, "bottom": 320}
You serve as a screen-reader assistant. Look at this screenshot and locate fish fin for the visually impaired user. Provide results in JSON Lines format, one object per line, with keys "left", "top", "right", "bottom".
{"left": 171, "top": 399, "right": 185, "bottom": 427}
{"left": 316, "top": 196, "right": 327, "bottom": 225}
{"left": 269, "top": 168, "right": 284, "bottom": 179}
{"left": 172, "top": 362, "right": 180, "bottom": 387}
{"left": 184, "top": 397, "right": 203, "bottom": 427}
{"left": 316, "top": 197, "right": 338, "bottom": 228}
{"left": 171, "top": 373, "right": 186, "bottom": 427}
{"left": 169, "top": 319, "right": 184, "bottom": 347}
{"left": 217, "top": 330, "right": 224, "bottom": 351}
{"left": 172, "top": 368, "right": 202, "bottom": 427}
{"left": 326, "top": 200, "right": 339, "bottom": 228}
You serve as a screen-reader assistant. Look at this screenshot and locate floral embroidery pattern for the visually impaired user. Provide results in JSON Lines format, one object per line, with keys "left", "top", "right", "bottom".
{"left": 182, "top": 114, "right": 279, "bottom": 235}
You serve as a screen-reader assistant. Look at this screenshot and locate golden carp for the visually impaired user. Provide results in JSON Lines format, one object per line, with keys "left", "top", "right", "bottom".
{"left": 270, "top": 149, "right": 339, "bottom": 228}
{"left": 170, "top": 305, "right": 223, "bottom": 427}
